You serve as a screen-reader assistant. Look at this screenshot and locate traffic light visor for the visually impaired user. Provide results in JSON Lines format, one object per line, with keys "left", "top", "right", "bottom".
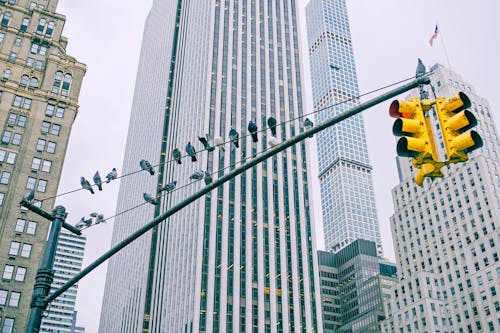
{"left": 451, "top": 130, "right": 483, "bottom": 153}
{"left": 445, "top": 92, "right": 471, "bottom": 113}
{"left": 396, "top": 137, "right": 426, "bottom": 158}
{"left": 389, "top": 100, "right": 418, "bottom": 118}
{"left": 392, "top": 118, "right": 421, "bottom": 136}
{"left": 447, "top": 110, "right": 478, "bottom": 133}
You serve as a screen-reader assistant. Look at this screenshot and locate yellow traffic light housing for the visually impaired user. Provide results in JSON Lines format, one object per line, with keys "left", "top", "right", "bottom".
{"left": 435, "top": 92, "right": 483, "bottom": 163}
{"left": 389, "top": 97, "right": 443, "bottom": 185}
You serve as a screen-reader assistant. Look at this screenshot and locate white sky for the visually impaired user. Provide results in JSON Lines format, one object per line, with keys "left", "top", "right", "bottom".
{"left": 54, "top": 1, "right": 500, "bottom": 331}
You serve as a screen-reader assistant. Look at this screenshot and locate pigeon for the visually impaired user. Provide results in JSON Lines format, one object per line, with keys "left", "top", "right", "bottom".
{"left": 90, "top": 212, "right": 105, "bottom": 224}
{"left": 267, "top": 117, "right": 277, "bottom": 137}
{"left": 143, "top": 193, "right": 159, "bottom": 205}
{"left": 248, "top": 121, "right": 258, "bottom": 142}
{"left": 161, "top": 180, "right": 177, "bottom": 192}
{"left": 416, "top": 58, "right": 426, "bottom": 78}
{"left": 140, "top": 159, "right": 155, "bottom": 175}
{"left": 199, "top": 135, "right": 215, "bottom": 152}
{"left": 172, "top": 148, "right": 182, "bottom": 164}
{"left": 76, "top": 217, "right": 92, "bottom": 229}
{"left": 93, "top": 171, "right": 103, "bottom": 191}
{"left": 23, "top": 189, "right": 35, "bottom": 202}
{"left": 190, "top": 171, "right": 205, "bottom": 181}
{"left": 304, "top": 118, "right": 314, "bottom": 138}
{"left": 214, "top": 136, "right": 225, "bottom": 152}
{"left": 105, "top": 168, "right": 117, "bottom": 183}
{"left": 185, "top": 142, "right": 197, "bottom": 162}
{"left": 80, "top": 177, "right": 94, "bottom": 194}
{"left": 330, "top": 64, "right": 340, "bottom": 70}
{"left": 204, "top": 171, "right": 213, "bottom": 185}
{"left": 229, "top": 128, "right": 239, "bottom": 148}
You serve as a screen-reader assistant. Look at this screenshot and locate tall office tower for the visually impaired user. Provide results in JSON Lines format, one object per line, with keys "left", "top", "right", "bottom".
{"left": 40, "top": 230, "right": 86, "bottom": 332}
{"left": 381, "top": 64, "right": 500, "bottom": 333}
{"left": 305, "top": 0, "right": 381, "bottom": 252}
{"left": 100, "top": 0, "right": 322, "bottom": 332}
{"left": 0, "top": 1, "right": 85, "bottom": 331}
{"left": 317, "top": 240, "right": 397, "bottom": 333}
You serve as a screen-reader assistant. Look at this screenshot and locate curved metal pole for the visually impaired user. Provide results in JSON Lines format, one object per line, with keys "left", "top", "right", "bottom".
{"left": 46, "top": 76, "right": 430, "bottom": 304}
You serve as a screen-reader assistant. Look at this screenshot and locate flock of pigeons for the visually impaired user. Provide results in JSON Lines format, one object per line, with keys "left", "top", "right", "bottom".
{"left": 74, "top": 117, "right": 314, "bottom": 229}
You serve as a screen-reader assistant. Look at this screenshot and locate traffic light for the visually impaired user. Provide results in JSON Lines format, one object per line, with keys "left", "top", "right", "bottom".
{"left": 389, "top": 97, "right": 443, "bottom": 185}
{"left": 434, "top": 92, "right": 483, "bottom": 163}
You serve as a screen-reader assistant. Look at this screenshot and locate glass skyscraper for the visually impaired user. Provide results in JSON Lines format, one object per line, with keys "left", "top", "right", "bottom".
{"left": 100, "top": 0, "right": 322, "bottom": 332}
{"left": 305, "top": 0, "right": 381, "bottom": 252}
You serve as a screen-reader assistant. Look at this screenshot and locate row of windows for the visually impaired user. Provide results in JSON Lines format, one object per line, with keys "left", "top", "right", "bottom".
{"left": 0, "top": 171, "right": 49, "bottom": 192}
{"left": 8, "top": 241, "right": 31, "bottom": 258}
{"left": 2, "top": 265, "right": 26, "bottom": 282}
{"left": 0, "top": 289, "right": 20, "bottom": 307}
{"left": 1, "top": 8, "right": 54, "bottom": 37}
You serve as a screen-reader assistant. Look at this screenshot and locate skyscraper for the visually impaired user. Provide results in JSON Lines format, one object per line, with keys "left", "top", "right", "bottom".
{"left": 100, "top": 1, "right": 322, "bottom": 332}
{"left": 381, "top": 64, "right": 500, "bottom": 332}
{"left": 305, "top": 0, "right": 381, "bottom": 252}
{"left": 0, "top": 1, "right": 85, "bottom": 331}
{"left": 40, "top": 230, "right": 86, "bottom": 333}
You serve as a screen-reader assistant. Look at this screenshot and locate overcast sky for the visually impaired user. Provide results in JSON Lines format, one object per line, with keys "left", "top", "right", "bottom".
{"left": 55, "top": 1, "right": 500, "bottom": 331}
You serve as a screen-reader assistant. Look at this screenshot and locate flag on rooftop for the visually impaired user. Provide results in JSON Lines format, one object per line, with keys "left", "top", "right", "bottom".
{"left": 429, "top": 24, "right": 439, "bottom": 46}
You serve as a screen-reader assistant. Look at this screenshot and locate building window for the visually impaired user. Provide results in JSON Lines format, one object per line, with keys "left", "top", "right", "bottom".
{"left": 46, "top": 21, "right": 54, "bottom": 37}
{"left": 2, "top": 68, "right": 11, "bottom": 80}
{"left": 8, "top": 242, "right": 20, "bottom": 256}
{"left": 1, "top": 12, "right": 12, "bottom": 26}
{"left": 31, "top": 157, "right": 41, "bottom": 170}
{"left": 30, "top": 42, "right": 47, "bottom": 55}
{"left": 8, "top": 112, "right": 27, "bottom": 127}
{"left": 12, "top": 95, "right": 32, "bottom": 109}
{"left": 0, "top": 192, "right": 4, "bottom": 205}
{"left": 20, "top": 18, "right": 29, "bottom": 32}
{"left": 41, "top": 121, "right": 61, "bottom": 135}
{"left": 47, "top": 141, "right": 56, "bottom": 153}
{"left": 29, "top": 77, "right": 38, "bottom": 88}
{"left": 0, "top": 32, "right": 4, "bottom": 43}
{"left": 1, "top": 317, "right": 14, "bottom": 333}
{"left": 45, "top": 104, "right": 65, "bottom": 118}
{"left": 52, "top": 71, "right": 63, "bottom": 93}
{"left": 36, "top": 18, "right": 46, "bottom": 34}
{"left": 37, "top": 179, "right": 47, "bottom": 192}
{"left": 8, "top": 291, "right": 20, "bottom": 307}
{"left": 50, "top": 124, "right": 60, "bottom": 135}
{"left": 26, "top": 57, "right": 34, "bottom": 67}
{"left": 1, "top": 130, "right": 12, "bottom": 144}
{"left": 11, "top": 133, "right": 21, "bottom": 145}
{"left": 1, "top": 171, "right": 11, "bottom": 184}
{"left": 26, "top": 221, "right": 37, "bottom": 234}
{"left": 29, "top": 2, "right": 36, "bottom": 11}
{"left": 15, "top": 219, "right": 25, "bottom": 233}
{"left": 20, "top": 244, "right": 31, "bottom": 257}
{"left": 14, "top": 37, "right": 21, "bottom": 46}
{"left": 26, "top": 177, "right": 36, "bottom": 190}
{"left": 41, "top": 160, "right": 51, "bottom": 172}
{"left": 8, "top": 52, "right": 16, "bottom": 62}
{"left": 61, "top": 74, "right": 72, "bottom": 96}
{"left": 15, "top": 267, "right": 26, "bottom": 282}
{"left": 40, "top": 121, "right": 50, "bottom": 133}
{"left": 2, "top": 265, "right": 14, "bottom": 280}
{"left": 0, "top": 289, "right": 7, "bottom": 305}
{"left": 0, "top": 150, "right": 15, "bottom": 164}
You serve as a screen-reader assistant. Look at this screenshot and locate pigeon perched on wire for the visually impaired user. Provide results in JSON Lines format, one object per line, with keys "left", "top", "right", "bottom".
{"left": 93, "top": 171, "right": 103, "bottom": 191}
{"left": 161, "top": 180, "right": 177, "bottom": 192}
{"left": 76, "top": 217, "right": 92, "bottom": 229}
{"left": 199, "top": 135, "right": 215, "bottom": 152}
{"left": 229, "top": 128, "right": 239, "bottom": 148}
{"left": 22, "top": 189, "right": 35, "bottom": 202}
{"left": 90, "top": 212, "right": 105, "bottom": 224}
{"left": 267, "top": 117, "right": 277, "bottom": 137}
{"left": 416, "top": 58, "right": 426, "bottom": 78}
{"left": 304, "top": 118, "right": 314, "bottom": 138}
{"left": 248, "top": 121, "right": 258, "bottom": 142}
{"left": 80, "top": 177, "right": 94, "bottom": 194}
{"left": 190, "top": 171, "right": 205, "bottom": 181}
{"left": 185, "top": 142, "right": 197, "bottom": 162}
{"left": 105, "top": 168, "right": 117, "bottom": 183}
{"left": 204, "top": 171, "right": 213, "bottom": 185}
{"left": 172, "top": 148, "right": 182, "bottom": 164}
{"left": 214, "top": 137, "right": 225, "bottom": 152}
{"left": 143, "top": 193, "right": 159, "bottom": 205}
{"left": 140, "top": 159, "right": 155, "bottom": 175}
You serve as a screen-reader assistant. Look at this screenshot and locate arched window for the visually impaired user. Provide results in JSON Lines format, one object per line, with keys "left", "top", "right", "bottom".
{"left": 20, "top": 75, "right": 29, "bottom": 86}
{"left": 61, "top": 74, "right": 72, "bottom": 96}
{"left": 52, "top": 71, "right": 63, "bottom": 93}
{"left": 20, "top": 18, "right": 29, "bottom": 32}
{"left": 3, "top": 69, "right": 11, "bottom": 81}
{"left": 1, "top": 12, "right": 12, "bottom": 26}
{"left": 36, "top": 18, "right": 46, "bottom": 34}
{"left": 29, "top": 77, "right": 38, "bottom": 88}
{"left": 46, "top": 21, "right": 54, "bottom": 37}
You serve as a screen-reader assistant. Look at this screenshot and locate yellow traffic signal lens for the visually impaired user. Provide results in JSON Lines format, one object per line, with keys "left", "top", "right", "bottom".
{"left": 392, "top": 118, "right": 421, "bottom": 136}
{"left": 444, "top": 92, "right": 471, "bottom": 113}
{"left": 447, "top": 110, "right": 478, "bottom": 133}
{"left": 396, "top": 137, "right": 427, "bottom": 158}
{"left": 451, "top": 130, "right": 483, "bottom": 153}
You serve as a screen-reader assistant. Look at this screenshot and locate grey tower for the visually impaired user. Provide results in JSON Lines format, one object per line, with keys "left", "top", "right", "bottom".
{"left": 305, "top": 0, "right": 381, "bottom": 252}
{"left": 100, "top": 1, "right": 322, "bottom": 332}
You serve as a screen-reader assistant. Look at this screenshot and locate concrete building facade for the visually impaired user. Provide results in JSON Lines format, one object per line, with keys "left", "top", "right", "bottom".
{"left": 381, "top": 64, "right": 500, "bottom": 333}
{"left": 0, "top": 0, "right": 85, "bottom": 331}
{"left": 100, "top": 0, "right": 322, "bottom": 332}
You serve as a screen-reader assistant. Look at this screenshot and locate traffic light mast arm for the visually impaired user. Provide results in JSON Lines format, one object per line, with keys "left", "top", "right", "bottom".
{"left": 44, "top": 76, "right": 431, "bottom": 305}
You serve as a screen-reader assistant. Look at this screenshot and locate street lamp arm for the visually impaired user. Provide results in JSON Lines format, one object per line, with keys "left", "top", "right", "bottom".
{"left": 45, "top": 75, "right": 430, "bottom": 304}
